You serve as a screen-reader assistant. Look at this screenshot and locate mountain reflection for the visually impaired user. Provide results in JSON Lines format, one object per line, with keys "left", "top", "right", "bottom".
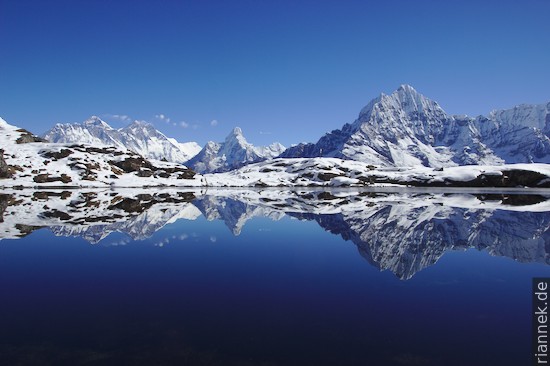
{"left": 1, "top": 189, "right": 549, "bottom": 279}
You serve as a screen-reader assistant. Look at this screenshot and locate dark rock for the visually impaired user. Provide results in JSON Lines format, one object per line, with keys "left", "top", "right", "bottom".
{"left": 317, "top": 191, "right": 338, "bottom": 200}
{"left": 0, "top": 149, "right": 11, "bottom": 178}
{"left": 32, "top": 191, "right": 73, "bottom": 200}
{"left": 109, "top": 197, "right": 153, "bottom": 213}
{"left": 0, "top": 194, "right": 9, "bottom": 222}
{"left": 40, "top": 209, "right": 72, "bottom": 221}
{"left": 41, "top": 149, "right": 73, "bottom": 160}
{"left": 440, "top": 169, "right": 550, "bottom": 188}
{"left": 137, "top": 169, "right": 154, "bottom": 177}
{"left": 155, "top": 172, "right": 170, "bottom": 178}
{"left": 317, "top": 172, "right": 340, "bottom": 181}
{"left": 503, "top": 169, "right": 550, "bottom": 187}
{"left": 110, "top": 157, "right": 154, "bottom": 173}
{"left": 15, "top": 224, "right": 44, "bottom": 237}
{"left": 176, "top": 170, "right": 196, "bottom": 179}
{"left": 33, "top": 174, "right": 73, "bottom": 184}
{"left": 15, "top": 129, "right": 47, "bottom": 144}
{"left": 476, "top": 194, "right": 548, "bottom": 206}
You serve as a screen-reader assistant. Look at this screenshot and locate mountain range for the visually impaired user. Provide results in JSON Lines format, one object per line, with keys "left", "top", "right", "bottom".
{"left": 43, "top": 116, "right": 202, "bottom": 164}
{"left": 39, "top": 85, "right": 550, "bottom": 171}
{"left": 281, "top": 84, "right": 550, "bottom": 167}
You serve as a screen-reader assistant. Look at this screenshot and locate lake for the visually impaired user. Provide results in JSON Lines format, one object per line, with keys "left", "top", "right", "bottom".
{"left": 0, "top": 188, "right": 549, "bottom": 365}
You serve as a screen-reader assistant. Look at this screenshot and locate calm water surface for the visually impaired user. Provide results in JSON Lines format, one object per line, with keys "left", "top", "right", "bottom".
{"left": 0, "top": 188, "right": 549, "bottom": 365}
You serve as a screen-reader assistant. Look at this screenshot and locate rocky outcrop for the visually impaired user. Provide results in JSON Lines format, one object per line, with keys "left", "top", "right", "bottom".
{"left": 15, "top": 128, "right": 47, "bottom": 144}
{"left": 0, "top": 150, "right": 11, "bottom": 178}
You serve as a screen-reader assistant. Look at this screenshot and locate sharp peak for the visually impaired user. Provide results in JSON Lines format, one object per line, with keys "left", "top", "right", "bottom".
{"left": 383, "top": 84, "right": 433, "bottom": 102}
{"left": 224, "top": 127, "right": 246, "bottom": 139}
{"left": 122, "top": 120, "right": 159, "bottom": 132}
{"left": 358, "top": 85, "right": 432, "bottom": 118}
{"left": 84, "top": 115, "right": 106, "bottom": 122}
{"left": 381, "top": 84, "right": 423, "bottom": 100}
{"left": 224, "top": 127, "right": 250, "bottom": 145}
{"left": 229, "top": 126, "right": 243, "bottom": 135}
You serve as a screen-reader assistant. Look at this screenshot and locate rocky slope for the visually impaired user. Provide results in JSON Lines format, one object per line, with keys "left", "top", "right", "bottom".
{"left": 0, "top": 117, "right": 204, "bottom": 188}
{"left": 203, "top": 157, "right": 550, "bottom": 188}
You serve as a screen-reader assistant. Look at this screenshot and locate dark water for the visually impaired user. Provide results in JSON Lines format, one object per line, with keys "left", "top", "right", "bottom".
{"left": 0, "top": 189, "right": 549, "bottom": 365}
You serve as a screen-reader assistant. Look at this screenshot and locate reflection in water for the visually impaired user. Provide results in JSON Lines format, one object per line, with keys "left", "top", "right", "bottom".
{"left": 1, "top": 188, "right": 549, "bottom": 279}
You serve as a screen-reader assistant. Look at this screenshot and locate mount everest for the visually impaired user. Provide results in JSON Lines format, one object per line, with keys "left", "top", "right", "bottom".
{"left": 43, "top": 116, "right": 202, "bottom": 164}
{"left": 44, "top": 117, "right": 286, "bottom": 173}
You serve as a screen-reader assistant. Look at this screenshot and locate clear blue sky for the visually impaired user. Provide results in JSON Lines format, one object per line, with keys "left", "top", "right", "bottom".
{"left": 1, "top": 0, "right": 549, "bottom": 146}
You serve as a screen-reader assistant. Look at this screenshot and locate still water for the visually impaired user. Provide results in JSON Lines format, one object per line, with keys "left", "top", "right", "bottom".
{"left": 0, "top": 188, "right": 549, "bottom": 365}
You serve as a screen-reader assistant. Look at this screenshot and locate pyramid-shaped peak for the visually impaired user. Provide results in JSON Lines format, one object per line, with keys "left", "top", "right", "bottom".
{"left": 225, "top": 127, "right": 246, "bottom": 141}
{"left": 83, "top": 116, "right": 112, "bottom": 129}
{"left": 359, "top": 85, "right": 443, "bottom": 120}
{"left": 390, "top": 84, "right": 425, "bottom": 102}
{"left": 385, "top": 84, "right": 438, "bottom": 108}
{"left": 223, "top": 127, "right": 250, "bottom": 148}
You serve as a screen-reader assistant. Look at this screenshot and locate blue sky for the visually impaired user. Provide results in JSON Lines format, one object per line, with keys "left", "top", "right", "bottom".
{"left": 1, "top": 0, "right": 549, "bottom": 146}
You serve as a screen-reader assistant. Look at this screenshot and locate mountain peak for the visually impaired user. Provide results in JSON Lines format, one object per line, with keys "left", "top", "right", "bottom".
{"left": 83, "top": 116, "right": 112, "bottom": 129}
{"left": 225, "top": 127, "right": 247, "bottom": 145}
{"left": 391, "top": 84, "right": 424, "bottom": 103}
{"left": 188, "top": 126, "right": 284, "bottom": 173}
{"left": 359, "top": 85, "right": 423, "bottom": 119}
{"left": 396, "top": 84, "right": 417, "bottom": 93}
{"left": 231, "top": 127, "right": 243, "bottom": 136}
{"left": 122, "top": 120, "right": 159, "bottom": 135}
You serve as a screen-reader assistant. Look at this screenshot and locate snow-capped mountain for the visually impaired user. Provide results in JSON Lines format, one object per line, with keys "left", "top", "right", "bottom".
{"left": 43, "top": 116, "right": 201, "bottom": 164}
{"left": 4, "top": 113, "right": 550, "bottom": 189}
{"left": 280, "top": 85, "right": 550, "bottom": 167}
{"left": 475, "top": 103, "right": 550, "bottom": 163}
{"left": 0, "top": 117, "right": 203, "bottom": 188}
{"left": 187, "top": 127, "right": 285, "bottom": 173}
